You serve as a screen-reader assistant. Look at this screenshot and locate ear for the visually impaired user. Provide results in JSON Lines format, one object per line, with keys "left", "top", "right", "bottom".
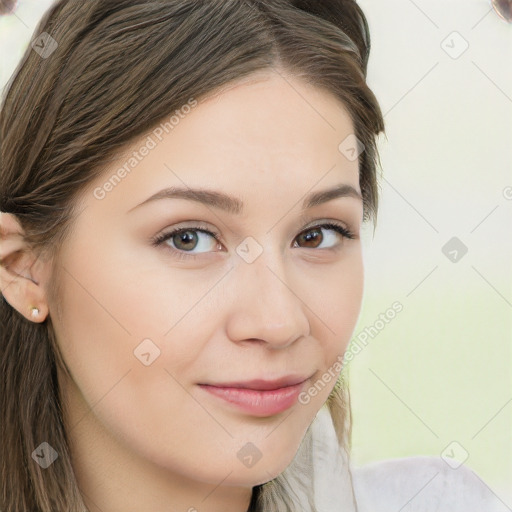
{"left": 0, "top": 212, "right": 49, "bottom": 322}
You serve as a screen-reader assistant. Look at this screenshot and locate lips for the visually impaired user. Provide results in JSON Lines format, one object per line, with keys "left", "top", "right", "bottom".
{"left": 198, "top": 374, "right": 314, "bottom": 417}
{"left": 203, "top": 375, "right": 312, "bottom": 391}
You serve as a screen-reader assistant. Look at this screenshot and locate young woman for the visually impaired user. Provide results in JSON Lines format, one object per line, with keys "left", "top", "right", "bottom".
{"left": 0, "top": 1, "right": 499, "bottom": 510}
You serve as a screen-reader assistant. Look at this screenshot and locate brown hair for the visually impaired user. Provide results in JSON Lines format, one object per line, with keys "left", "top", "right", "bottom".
{"left": 0, "top": 0, "right": 385, "bottom": 510}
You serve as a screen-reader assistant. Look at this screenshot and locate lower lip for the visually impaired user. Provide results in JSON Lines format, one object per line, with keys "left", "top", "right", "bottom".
{"left": 198, "top": 382, "right": 307, "bottom": 417}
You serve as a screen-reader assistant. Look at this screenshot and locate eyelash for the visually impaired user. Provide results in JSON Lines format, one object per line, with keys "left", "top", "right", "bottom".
{"left": 151, "top": 222, "right": 356, "bottom": 260}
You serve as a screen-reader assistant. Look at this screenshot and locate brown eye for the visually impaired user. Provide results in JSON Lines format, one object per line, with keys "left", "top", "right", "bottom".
{"left": 297, "top": 227, "right": 324, "bottom": 249}
{"left": 294, "top": 223, "right": 354, "bottom": 250}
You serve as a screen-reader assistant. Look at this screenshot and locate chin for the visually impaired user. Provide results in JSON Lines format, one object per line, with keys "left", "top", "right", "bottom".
{"left": 221, "top": 462, "right": 290, "bottom": 488}
{"left": 209, "top": 442, "right": 301, "bottom": 488}
{"left": 240, "top": 446, "right": 301, "bottom": 487}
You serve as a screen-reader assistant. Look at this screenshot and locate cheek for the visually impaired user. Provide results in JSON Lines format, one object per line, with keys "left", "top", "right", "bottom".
{"left": 301, "top": 254, "right": 363, "bottom": 403}
{"left": 314, "top": 253, "right": 364, "bottom": 349}
{"left": 52, "top": 245, "right": 227, "bottom": 478}
{"left": 53, "top": 245, "right": 207, "bottom": 398}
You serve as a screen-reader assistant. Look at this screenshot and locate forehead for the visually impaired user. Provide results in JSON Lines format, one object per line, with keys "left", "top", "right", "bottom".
{"left": 80, "top": 71, "right": 361, "bottom": 216}
{"left": 193, "top": 71, "right": 356, "bottom": 152}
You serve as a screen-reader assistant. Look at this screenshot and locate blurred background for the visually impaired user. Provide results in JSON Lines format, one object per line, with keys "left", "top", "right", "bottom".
{"left": 1, "top": 0, "right": 511, "bottom": 505}
{"left": 353, "top": 0, "right": 511, "bottom": 505}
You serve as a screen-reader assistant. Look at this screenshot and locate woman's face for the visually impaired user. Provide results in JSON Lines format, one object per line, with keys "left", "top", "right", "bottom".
{"left": 50, "top": 71, "right": 364, "bottom": 494}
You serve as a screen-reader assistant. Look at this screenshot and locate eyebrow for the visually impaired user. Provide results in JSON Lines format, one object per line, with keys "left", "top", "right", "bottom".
{"left": 128, "top": 183, "right": 362, "bottom": 215}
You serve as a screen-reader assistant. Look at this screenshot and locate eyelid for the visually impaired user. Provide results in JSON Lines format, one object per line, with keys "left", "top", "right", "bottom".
{"left": 298, "top": 214, "right": 358, "bottom": 237}
{"left": 300, "top": 215, "right": 350, "bottom": 230}
{"left": 150, "top": 222, "right": 220, "bottom": 246}
{"left": 151, "top": 217, "right": 357, "bottom": 261}
{"left": 151, "top": 216, "right": 356, "bottom": 242}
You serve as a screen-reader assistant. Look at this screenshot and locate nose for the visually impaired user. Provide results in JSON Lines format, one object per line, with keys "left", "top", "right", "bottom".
{"left": 224, "top": 253, "right": 311, "bottom": 349}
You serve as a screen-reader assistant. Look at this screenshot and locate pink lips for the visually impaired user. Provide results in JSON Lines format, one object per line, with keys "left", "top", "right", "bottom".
{"left": 198, "top": 375, "right": 311, "bottom": 417}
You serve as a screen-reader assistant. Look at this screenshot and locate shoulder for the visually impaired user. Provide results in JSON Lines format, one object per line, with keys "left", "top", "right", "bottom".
{"left": 350, "top": 455, "right": 507, "bottom": 512}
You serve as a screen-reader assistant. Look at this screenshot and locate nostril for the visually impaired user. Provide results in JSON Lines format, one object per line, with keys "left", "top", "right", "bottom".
{"left": 491, "top": 0, "right": 512, "bottom": 22}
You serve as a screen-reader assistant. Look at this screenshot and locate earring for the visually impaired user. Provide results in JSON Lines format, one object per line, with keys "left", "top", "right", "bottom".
{"left": 30, "top": 307, "right": 40, "bottom": 319}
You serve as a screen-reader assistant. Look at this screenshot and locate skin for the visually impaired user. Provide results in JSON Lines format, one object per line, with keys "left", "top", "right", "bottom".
{"left": 0, "top": 69, "right": 365, "bottom": 512}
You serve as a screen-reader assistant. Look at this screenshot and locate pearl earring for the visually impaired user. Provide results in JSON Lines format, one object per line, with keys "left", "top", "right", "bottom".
{"left": 30, "top": 307, "right": 40, "bottom": 318}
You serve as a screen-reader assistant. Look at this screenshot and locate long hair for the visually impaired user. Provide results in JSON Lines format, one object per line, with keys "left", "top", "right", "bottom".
{"left": 0, "top": 1, "right": 385, "bottom": 510}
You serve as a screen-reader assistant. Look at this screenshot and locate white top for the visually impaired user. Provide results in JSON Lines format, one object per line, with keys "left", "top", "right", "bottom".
{"left": 305, "top": 407, "right": 509, "bottom": 512}
{"left": 351, "top": 456, "right": 509, "bottom": 512}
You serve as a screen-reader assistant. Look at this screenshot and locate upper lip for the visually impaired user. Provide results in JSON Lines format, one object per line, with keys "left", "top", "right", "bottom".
{"left": 200, "top": 374, "right": 314, "bottom": 391}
